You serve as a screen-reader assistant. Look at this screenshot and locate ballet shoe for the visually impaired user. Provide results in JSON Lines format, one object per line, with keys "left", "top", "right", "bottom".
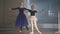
{"left": 30, "top": 32, "right": 34, "bottom": 34}
{"left": 38, "top": 32, "right": 42, "bottom": 34}
{"left": 27, "top": 30, "right": 30, "bottom": 32}
{"left": 19, "top": 30, "right": 22, "bottom": 32}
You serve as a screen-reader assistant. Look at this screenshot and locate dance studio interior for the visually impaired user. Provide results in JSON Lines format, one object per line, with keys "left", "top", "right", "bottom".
{"left": 0, "top": 0, "right": 60, "bottom": 34}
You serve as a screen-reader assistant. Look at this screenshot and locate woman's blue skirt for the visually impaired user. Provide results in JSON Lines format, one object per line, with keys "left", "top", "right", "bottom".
{"left": 16, "top": 13, "right": 28, "bottom": 27}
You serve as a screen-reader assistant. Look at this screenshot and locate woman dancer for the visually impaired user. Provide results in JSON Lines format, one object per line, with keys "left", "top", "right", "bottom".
{"left": 10, "top": 2, "right": 29, "bottom": 32}
{"left": 28, "top": 5, "right": 42, "bottom": 34}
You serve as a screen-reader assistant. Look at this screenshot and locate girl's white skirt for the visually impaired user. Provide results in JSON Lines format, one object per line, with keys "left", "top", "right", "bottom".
{"left": 29, "top": 16, "right": 37, "bottom": 21}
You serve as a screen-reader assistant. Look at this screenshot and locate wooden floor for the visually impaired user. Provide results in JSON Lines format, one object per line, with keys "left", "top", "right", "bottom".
{"left": 0, "top": 28, "right": 56, "bottom": 34}
{"left": 0, "top": 31, "right": 56, "bottom": 34}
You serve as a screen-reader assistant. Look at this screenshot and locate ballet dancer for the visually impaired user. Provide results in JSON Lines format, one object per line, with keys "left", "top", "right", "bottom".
{"left": 9, "top": 2, "right": 29, "bottom": 32}
{"left": 28, "top": 5, "right": 42, "bottom": 34}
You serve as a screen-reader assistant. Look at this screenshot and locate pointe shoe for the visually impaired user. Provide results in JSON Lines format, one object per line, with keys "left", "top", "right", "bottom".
{"left": 38, "top": 32, "right": 42, "bottom": 34}
{"left": 19, "top": 30, "right": 22, "bottom": 32}
{"left": 30, "top": 32, "right": 34, "bottom": 34}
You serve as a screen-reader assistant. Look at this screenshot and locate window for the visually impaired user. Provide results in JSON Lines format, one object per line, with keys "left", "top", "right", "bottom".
{"left": 48, "top": 10, "right": 54, "bottom": 16}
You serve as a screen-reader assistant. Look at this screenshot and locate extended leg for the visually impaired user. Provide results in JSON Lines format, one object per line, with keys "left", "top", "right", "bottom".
{"left": 34, "top": 21, "right": 42, "bottom": 34}
{"left": 19, "top": 26, "right": 22, "bottom": 32}
{"left": 30, "top": 20, "right": 34, "bottom": 34}
{"left": 26, "top": 26, "right": 29, "bottom": 31}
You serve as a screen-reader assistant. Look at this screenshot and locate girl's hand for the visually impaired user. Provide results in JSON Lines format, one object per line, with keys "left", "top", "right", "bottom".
{"left": 25, "top": 10, "right": 28, "bottom": 13}
{"left": 37, "top": 9, "right": 44, "bottom": 14}
{"left": 9, "top": 8, "right": 12, "bottom": 10}
{"left": 36, "top": 11, "right": 39, "bottom": 14}
{"left": 36, "top": 10, "right": 41, "bottom": 14}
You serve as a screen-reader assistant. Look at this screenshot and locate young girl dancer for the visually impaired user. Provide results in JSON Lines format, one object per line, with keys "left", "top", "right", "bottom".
{"left": 28, "top": 5, "right": 42, "bottom": 34}
{"left": 10, "top": 2, "right": 29, "bottom": 32}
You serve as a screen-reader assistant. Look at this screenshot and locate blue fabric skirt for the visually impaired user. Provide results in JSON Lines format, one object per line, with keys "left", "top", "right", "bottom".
{"left": 16, "top": 13, "right": 28, "bottom": 27}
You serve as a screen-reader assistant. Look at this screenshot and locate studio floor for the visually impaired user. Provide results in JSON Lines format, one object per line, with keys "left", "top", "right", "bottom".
{"left": 0, "top": 28, "right": 56, "bottom": 34}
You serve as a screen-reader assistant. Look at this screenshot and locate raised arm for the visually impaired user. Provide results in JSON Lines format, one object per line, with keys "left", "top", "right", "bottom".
{"left": 24, "top": 8, "right": 30, "bottom": 11}
{"left": 24, "top": 8, "right": 31, "bottom": 13}
{"left": 12, "top": 7, "right": 19, "bottom": 10}
{"left": 9, "top": 7, "right": 19, "bottom": 10}
{"left": 36, "top": 9, "right": 44, "bottom": 14}
{"left": 36, "top": 10, "right": 41, "bottom": 14}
